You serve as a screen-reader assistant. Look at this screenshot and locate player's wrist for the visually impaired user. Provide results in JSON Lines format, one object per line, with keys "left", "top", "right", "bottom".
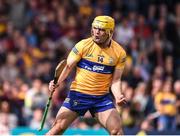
{"left": 55, "top": 83, "right": 60, "bottom": 88}
{"left": 115, "top": 93, "right": 124, "bottom": 99}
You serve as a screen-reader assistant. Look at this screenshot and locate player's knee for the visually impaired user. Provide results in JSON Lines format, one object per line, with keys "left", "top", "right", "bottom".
{"left": 53, "top": 120, "right": 66, "bottom": 133}
{"left": 57, "top": 122, "right": 67, "bottom": 132}
{"left": 110, "top": 128, "right": 123, "bottom": 135}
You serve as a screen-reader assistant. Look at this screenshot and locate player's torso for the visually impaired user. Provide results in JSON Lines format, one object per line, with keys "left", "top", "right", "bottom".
{"left": 70, "top": 38, "right": 120, "bottom": 95}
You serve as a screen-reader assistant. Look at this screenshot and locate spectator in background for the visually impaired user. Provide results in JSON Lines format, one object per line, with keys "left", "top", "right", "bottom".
{"left": 144, "top": 78, "right": 163, "bottom": 117}
{"left": 164, "top": 56, "right": 173, "bottom": 78}
{"left": 146, "top": 4, "right": 157, "bottom": 27}
{"left": 127, "top": 65, "right": 143, "bottom": 89}
{"left": 174, "top": 80, "right": 180, "bottom": 129}
{"left": 133, "top": 82, "right": 148, "bottom": 116}
{"left": 114, "top": 17, "right": 134, "bottom": 46}
{"left": 9, "top": 0, "right": 27, "bottom": 29}
{"left": 148, "top": 39, "right": 167, "bottom": 69}
{"left": 0, "top": 101, "right": 17, "bottom": 129}
{"left": 29, "top": 108, "right": 49, "bottom": 129}
{"left": 0, "top": 114, "right": 10, "bottom": 135}
{"left": 0, "top": 53, "right": 19, "bottom": 83}
{"left": 134, "top": 14, "right": 152, "bottom": 40}
{"left": 136, "top": 118, "right": 153, "bottom": 135}
{"left": 127, "top": 11, "right": 137, "bottom": 28}
{"left": 24, "top": 24, "right": 38, "bottom": 47}
{"left": 158, "top": 4, "right": 169, "bottom": 21}
{"left": 24, "top": 78, "right": 48, "bottom": 124}
{"left": 154, "top": 79, "right": 177, "bottom": 131}
{"left": 127, "top": 38, "right": 140, "bottom": 66}
{"left": 78, "top": 0, "right": 93, "bottom": 17}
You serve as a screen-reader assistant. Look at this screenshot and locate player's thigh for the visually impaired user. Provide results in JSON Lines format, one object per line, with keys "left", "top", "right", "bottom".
{"left": 95, "top": 108, "right": 122, "bottom": 131}
{"left": 54, "top": 106, "right": 78, "bottom": 129}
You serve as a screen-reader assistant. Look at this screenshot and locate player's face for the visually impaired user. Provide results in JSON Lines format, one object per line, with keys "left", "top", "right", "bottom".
{"left": 91, "top": 27, "right": 109, "bottom": 44}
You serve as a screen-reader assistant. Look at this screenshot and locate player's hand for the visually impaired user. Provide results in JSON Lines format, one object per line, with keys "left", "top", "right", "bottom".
{"left": 48, "top": 80, "right": 59, "bottom": 93}
{"left": 115, "top": 94, "right": 126, "bottom": 106}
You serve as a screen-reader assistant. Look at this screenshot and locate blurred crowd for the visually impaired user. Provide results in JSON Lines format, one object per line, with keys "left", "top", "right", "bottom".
{"left": 0, "top": 0, "right": 180, "bottom": 135}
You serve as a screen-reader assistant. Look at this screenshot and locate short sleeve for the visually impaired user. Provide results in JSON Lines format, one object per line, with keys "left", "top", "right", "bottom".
{"left": 115, "top": 49, "right": 127, "bottom": 69}
{"left": 67, "top": 40, "right": 84, "bottom": 62}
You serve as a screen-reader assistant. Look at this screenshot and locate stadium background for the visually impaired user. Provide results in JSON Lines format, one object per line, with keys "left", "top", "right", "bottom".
{"left": 0, "top": 0, "right": 180, "bottom": 135}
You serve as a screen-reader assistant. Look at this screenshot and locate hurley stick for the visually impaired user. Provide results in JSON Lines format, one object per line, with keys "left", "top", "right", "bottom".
{"left": 39, "top": 59, "right": 66, "bottom": 131}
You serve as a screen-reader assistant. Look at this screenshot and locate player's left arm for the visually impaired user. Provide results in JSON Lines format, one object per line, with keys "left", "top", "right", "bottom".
{"left": 111, "top": 49, "right": 127, "bottom": 106}
{"left": 111, "top": 68, "right": 126, "bottom": 106}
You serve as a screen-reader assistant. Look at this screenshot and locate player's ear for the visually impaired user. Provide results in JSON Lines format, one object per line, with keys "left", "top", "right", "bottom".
{"left": 91, "top": 28, "right": 94, "bottom": 36}
{"left": 110, "top": 29, "right": 114, "bottom": 35}
{"left": 108, "top": 30, "right": 114, "bottom": 38}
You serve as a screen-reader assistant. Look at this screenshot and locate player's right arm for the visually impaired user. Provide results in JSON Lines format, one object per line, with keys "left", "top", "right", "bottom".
{"left": 57, "top": 57, "right": 77, "bottom": 83}
{"left": 48, "top": 57, "right": 76, "bottom": 92}
{"left": 49, "top": 40, "right": 84, "bottom": 92}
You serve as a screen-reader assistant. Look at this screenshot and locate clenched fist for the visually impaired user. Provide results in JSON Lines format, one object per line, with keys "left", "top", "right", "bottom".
{"left": 115, "top": 94, "right": 126, "bottom": 106}
{"left": 49, "top": 80, "right": 59, "bottom": 93}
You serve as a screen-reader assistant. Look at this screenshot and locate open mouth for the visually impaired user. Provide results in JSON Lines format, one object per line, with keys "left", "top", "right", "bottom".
{"left": 95, "top": 36, "right": 100, "bottom": 40}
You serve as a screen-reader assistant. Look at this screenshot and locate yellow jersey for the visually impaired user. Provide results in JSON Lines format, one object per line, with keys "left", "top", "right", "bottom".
{"left": 155, "top": 91, "right": 177, "bottom": 116}
{"left": 67, "top": 37, "right": 126, "bottom": 95}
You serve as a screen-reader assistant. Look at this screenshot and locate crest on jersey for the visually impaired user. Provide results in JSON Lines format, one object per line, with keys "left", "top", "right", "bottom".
{"left": 109, "top": 57, "right": 114, "bottom": 65}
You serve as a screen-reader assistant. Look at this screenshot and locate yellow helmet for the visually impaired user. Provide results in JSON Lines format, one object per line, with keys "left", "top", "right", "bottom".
{"left": 92, "top": 16, "right": 115, "bottom": 31}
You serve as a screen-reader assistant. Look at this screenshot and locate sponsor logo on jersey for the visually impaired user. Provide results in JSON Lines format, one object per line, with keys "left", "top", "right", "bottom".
{"left": 84, "top": 65, "right": 105, "bottom": 72}
{"left": 77, "top": 59, "right": 114, "bottom": 74}
{"left": 93, "top": 65, "right": 104, "bottom": 71}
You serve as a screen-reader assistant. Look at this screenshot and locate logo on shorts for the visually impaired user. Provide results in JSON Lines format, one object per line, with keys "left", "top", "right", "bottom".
{"left": 64, "top": 98, "right": 70, "bottom": 103}
{"left": 73, "top": 100, "right": 78, "bottom": 106}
